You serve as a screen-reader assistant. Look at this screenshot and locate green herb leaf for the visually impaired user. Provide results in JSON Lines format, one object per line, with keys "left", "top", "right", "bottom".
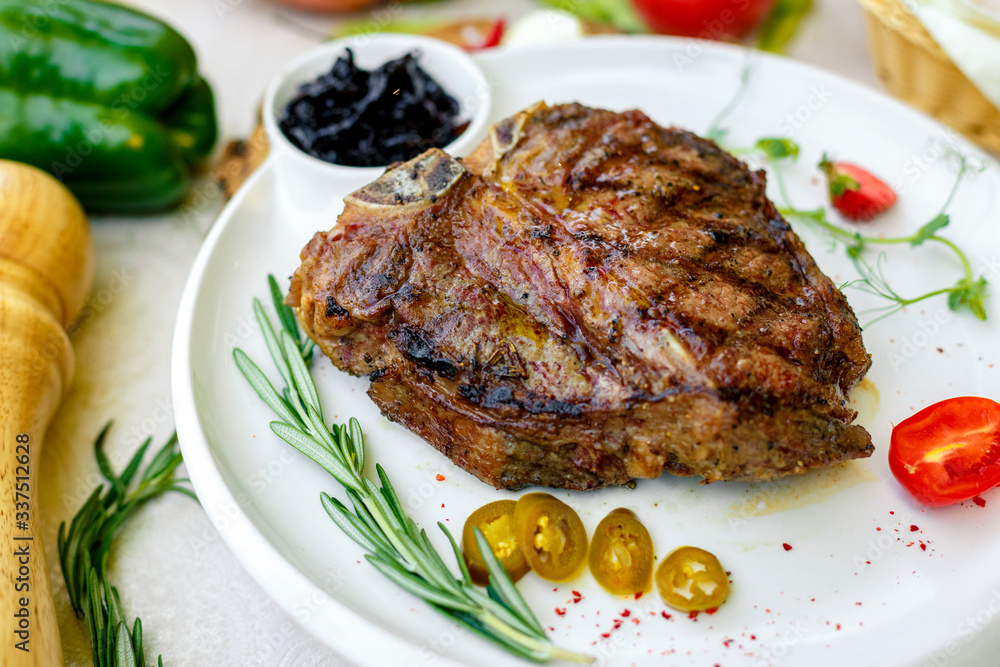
{"left": 757, "top": 0, "right": 814, "bottom": 53}
{"left": 58, "top": 427, "right": 193, "bottom": 667}
{"left": 949, "top": 276, "right": 989, "bottom": 320}
{"left": 910, "top": 214, "right": 949, "bottom": 247}
{"left": 755, "top": 137, "right": 800, "bottom": 162}
{"left": 236, "top": 276, "right": 593, "bottom": 665}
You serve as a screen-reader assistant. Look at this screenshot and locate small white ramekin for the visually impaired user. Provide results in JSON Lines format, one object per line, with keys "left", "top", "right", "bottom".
{"left": 262, "top": 34, "right": 492, "bottom": 226}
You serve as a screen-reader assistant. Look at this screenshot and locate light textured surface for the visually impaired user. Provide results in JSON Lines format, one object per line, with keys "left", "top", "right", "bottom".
{"left": 37, "top": 0, "right": 880, "bottom": 664}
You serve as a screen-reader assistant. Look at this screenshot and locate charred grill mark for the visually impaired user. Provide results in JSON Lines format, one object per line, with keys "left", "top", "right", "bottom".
{"left": 392, "top": 327, "right": 458, "bottom": 380}
{"left": 461, "top": 382, "right": 586, "bottom": 418}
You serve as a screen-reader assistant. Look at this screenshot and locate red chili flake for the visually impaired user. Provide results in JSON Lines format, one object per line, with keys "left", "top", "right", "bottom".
{"left": 661, "top": 611, "right": 672, "bottom": 620}
{"left": 876, "top": 527, "right": 881, "bottom": 531}
{"left": 634, "top": 591, "right": 644, "bottom": 600}
{"left": 750, "top": 634, "right": 756, "bottom": 640}
{"left": 855, "top": 602, "right": 862, "bottom": 606}
{"left": 836, "top": 624, "right": 841, "bottom": 630}
{"left": 621, "top": 609, "right": 631, "bottom": 617}
{"left": 920, "top": 543, "right": 927, "bottom": 551}
{"left": 973, "top": 496, "right": 987, "bottom": 507}
{"left": 723, "top": 639, "right": 734, "bottom": 648}
{"left": 600, "top": 632, "right": 611, "bottom": 639}
{"left": 612, "top": 619, "right": 623, "bottom": 630}
{"left": 889, "top": 511, "right": 895, "bottom": 514}
{"left": 571, "top": 590, "right": 583, "bottom": 603}
{"left": 705, "top": 607, "right": 719, "bottom": 615}
{"left": 632, "top": 618, "right": 641, "bottom": 625}
{"left": 782, "top": 543, "right": 793, "bottom": 551}
{"left": 688, "top": 611, "right": 700, "bottom": 620}
{"left": 440, "top": 503, "right": 445, "bottom": 508}
{"left": 548, "top": 626, "right": 555, "bottom": 631}
{"left": 910, "top": 525, "right": 919, "bottom": 532}
{"left": 555, "top": 608, "right": 566, "bottom": 616}
{"left": 436, "top": 474, "right": 445, "bottom": 481}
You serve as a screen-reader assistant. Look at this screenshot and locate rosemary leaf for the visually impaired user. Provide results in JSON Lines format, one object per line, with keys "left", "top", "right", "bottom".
{"left": 270, "top": 421, "right": 362, "bottom": 493}
{"left": 58, "top": 425, "right": 194, "bottom": 667}
{"left": 237, "top": 276, "right": 593, "bottom": 664}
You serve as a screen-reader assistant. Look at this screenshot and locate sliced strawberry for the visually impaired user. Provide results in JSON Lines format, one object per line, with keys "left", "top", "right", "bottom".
{"left": 819, "top": 154, "right": 897, "bottom": 222}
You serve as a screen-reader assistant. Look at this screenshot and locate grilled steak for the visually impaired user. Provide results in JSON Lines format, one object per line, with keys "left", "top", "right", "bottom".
{"left": 288, "top": 102, "right": 873, "bottom": 491}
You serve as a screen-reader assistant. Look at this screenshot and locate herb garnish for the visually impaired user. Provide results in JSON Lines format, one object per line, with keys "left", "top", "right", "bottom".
{"left": 58, "top": 424, "right": 194, "bottom": 667}
{"left": 235, "top": 277, "right": 592, "bottom": 664}
{"left": 755, "top": 139, "right": 990, "bottom": 324}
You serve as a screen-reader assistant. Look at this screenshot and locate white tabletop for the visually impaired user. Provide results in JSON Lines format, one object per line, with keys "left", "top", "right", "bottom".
{"left": 38, "top": 1, "right": 882, "bottom": 664}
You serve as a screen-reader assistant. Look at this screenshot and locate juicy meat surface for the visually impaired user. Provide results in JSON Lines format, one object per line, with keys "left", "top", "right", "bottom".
{"left": 288, "top": 102, "right": 874, "bottom": 491}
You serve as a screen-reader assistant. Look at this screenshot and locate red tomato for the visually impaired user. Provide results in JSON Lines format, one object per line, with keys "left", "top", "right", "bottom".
{"left": 889, "top": 397, "right": 1000, "bottom": 507}
{"left": 631, "top": 0, "right": 776, "bottom": 39}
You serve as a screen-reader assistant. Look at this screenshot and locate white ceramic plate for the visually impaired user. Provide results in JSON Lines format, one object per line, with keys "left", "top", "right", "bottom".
{"left": 172, "top": 37, "right": 1000, "bottom": 667}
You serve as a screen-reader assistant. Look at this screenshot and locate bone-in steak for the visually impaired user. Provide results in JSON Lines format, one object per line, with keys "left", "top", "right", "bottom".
{"left": 288, "top": 103, "right": 873, "bottom": 491}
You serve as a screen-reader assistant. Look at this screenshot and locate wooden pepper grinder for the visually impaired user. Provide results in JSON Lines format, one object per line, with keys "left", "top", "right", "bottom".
{"left": 0, "top": 160, "right": 94, "bottom": 664}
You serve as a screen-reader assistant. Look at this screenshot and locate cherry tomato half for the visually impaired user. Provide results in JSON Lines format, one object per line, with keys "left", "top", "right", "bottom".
{"left": 588, "top": 508, "right": 654, "bottom": 596}
{"left": 462, "top": 500, "right": 530, "bottom": 586}
{"left": 631, "top": 0, "right": 775, "bottom": 40}
{"left": 655, "top": 546, "right": 729, "bottom": 613}
{"left": 514, "top": 493, "right": 588, "bottom": 583}
{"left": 889, "top": 396, "right": 1000, "bottom": 507}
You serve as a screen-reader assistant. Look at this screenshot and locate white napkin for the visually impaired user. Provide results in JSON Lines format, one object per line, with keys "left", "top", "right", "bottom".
{"left": 910, "top": 0, "right": 1000, "bottom": 111}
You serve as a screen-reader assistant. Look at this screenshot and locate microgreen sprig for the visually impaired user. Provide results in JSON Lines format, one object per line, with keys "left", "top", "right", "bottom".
{"left": 235, "top": 277, "right": 592, "bottom": 664}
{"left": 754, "top": 139, "right": 990, "bottom": 324}
{"left": 58, "top": 425, "right": 195, "bottom": 667}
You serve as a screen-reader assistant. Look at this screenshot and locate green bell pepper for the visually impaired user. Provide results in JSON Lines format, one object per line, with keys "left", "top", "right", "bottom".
{"left": 0, "top": 0, "right": 217, "bottom": 214}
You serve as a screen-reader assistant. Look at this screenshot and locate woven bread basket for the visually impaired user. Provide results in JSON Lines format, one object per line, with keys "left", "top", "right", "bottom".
{"left": 858, "top": 0, "right": 1000, "bottom": 154}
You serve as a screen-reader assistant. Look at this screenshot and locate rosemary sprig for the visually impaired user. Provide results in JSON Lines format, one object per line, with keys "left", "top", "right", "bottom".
{"left": 754, "top": 139, "right": 990, "bottom": 324}
{"left": 58, "top": 424, "right": 196, "bottom": 667}
{"left": 235, "top": 277, "right": 592, "bottom": 664}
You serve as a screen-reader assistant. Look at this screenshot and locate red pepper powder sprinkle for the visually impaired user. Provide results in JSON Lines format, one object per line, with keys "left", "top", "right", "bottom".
{"left": 705, "top": 607, "right": 719, "bottom": 615}
{"left": 920, "top": 543, "right": 927, "bottom": 551}
{"left": 688, "top": 611, "right": 700, "bottom": 620}
{"left": 973, "top": 496, "right": 987, "bottom": 507}
{"left": 621, "top": 609, "right": 631, "bottom": 617}
{"left": 555, "top": 608, "right": 566, "bottom": 616}
{"left": 634, "top": 591, "right": 643, "bottom": 600}
{"left": 910, "top": 525, "right": 919, "bottom": 532}
{"left": 782, "top": 543, "right": 793, "bottom": 551}
{"left": 435, "top": 474, "right": 445, "bottom": 481}
{"left": 661, "top": 611, "right": 672, "bottom": 620}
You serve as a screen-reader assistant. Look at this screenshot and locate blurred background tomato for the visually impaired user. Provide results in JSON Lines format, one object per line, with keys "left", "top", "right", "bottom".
{"left": 631, "top": 0, "right": 776, "bottom": 39}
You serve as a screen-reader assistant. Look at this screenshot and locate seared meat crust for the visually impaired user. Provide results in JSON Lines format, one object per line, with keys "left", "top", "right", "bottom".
{"left": 288, "top": 103, "right": 873, "bottom": 490}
